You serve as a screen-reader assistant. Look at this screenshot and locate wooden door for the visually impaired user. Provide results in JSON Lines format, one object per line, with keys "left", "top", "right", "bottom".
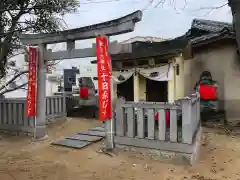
{"left": 146, "top": 79, "right": 168, "bottom": 102}
{"left": 117, "top": 76, "right": 134, "bottom": 101}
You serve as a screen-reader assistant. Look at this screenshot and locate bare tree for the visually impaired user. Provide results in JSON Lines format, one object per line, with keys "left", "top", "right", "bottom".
{"left": 0, "top": 0, "right": 80, "bottom": 96}
{"left": 0, "top": 0, "right": 80, "bottom": 75}
{"left": 0, "top": 48, "right": 61, "bottom": 96}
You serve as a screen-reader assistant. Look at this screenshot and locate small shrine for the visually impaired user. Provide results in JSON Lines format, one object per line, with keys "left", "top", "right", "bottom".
{"left": 92, "top": 37, "right": 192, "bottom": 103}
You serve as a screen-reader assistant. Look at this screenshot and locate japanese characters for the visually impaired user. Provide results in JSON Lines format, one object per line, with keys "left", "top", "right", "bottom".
{"left": 96, "top": 35, "right": 112, "bottom": 121}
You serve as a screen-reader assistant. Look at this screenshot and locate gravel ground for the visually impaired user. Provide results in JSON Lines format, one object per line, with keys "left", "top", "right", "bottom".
{"left": 0, "top": 118, "right": 239, "bottom": 180}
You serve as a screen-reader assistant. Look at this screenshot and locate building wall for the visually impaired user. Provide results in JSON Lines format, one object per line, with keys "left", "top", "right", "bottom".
{"left": 112, "top": 59, "right": 185, "bottom": 103}
{"left": 46, "top": 80, "right": 59, "bottom": 96}
{"left": 4, "top": 78, "right": 59, "bottom": 98}
{"left": 136, "top": 61, "right": 184, "bottom": 103}
{"left": 2, "top": 53, "right": 60, "bottom": 98}
{"left": 184, "top": 44, "right": 240, "bottom": 122}
{"left": 78, "top": 64, "right": 98, "bottom": 90}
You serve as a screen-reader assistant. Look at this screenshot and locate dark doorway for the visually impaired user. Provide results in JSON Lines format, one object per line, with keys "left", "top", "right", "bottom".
{"left": 146, "top": 79, "right": 168, "bottom": 102}
{"left": 117, "top": 76, "right": 134, "bottom": 101}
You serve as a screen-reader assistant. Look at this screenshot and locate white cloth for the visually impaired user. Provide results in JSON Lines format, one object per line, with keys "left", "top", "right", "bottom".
{"left": 112, "top": 70, "right": 134, "bottom": 84}
{"left": 112, "top": 64, "right": 173, "bottom": 84}
{"left": 137, "top": 64, "right": 172, "bottom": 81}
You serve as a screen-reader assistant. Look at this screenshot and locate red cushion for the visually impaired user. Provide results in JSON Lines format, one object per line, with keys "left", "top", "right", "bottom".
{"left": 199, "top": 83, "right": 217, "bottom": 100}
{"left": 80, "top": 88, "right": 89, "bottom": 98}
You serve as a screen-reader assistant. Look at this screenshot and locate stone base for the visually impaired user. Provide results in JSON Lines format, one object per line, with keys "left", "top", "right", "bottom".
{"left": 32, "top": 134, "right": 49, "bottom": 142}
{"left": 46, "top": 115, "right": 67, "bottom": 124}
{"left": 33, "top": 126, "right": 48, "bottom": 140}
{"left": 115, "top": 127, "right": 202, "bottom": 166}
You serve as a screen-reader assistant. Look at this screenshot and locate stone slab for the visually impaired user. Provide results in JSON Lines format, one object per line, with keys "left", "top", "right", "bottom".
{"left": 89, "top": 126, "right": 105, "bottom": 132}
{"left": 52, "top": 139, "right": 92, "bottom": 149}
{"left": 65, "top": 134, "right": 103, "bottom": 142}
{"left": 79, "top": 130, "right": 105, "bottom": 137}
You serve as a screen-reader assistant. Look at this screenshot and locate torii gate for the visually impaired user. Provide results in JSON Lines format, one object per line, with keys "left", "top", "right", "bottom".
{"left": 19, "top": 10, "right": 142, "bottom": 141}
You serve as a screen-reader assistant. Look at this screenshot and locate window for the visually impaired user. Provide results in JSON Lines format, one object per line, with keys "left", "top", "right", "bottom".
{"left": 68, "top": 76, "right": 76, "bottom": 85}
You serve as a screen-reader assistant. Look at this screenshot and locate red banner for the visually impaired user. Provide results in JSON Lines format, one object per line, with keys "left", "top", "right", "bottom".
{"left": 26, "top": 47, "right": 38, "bottom": 118}
{"left": 96, "top": 35, "right": 112, "bottom": 121}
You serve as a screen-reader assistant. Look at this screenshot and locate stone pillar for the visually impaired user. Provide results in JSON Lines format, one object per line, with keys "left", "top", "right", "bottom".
{"left": 133, "top": 72, "right": 139, "bottom": 102}
{"left": 35, "top": 44, "right": 47, "bottom": 140}
{"left": 181, "top": 98, "right": 193, "bottom": 144}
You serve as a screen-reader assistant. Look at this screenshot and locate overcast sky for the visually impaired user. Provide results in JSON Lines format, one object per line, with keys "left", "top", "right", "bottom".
{"left": 51, "top": 0, "right": 232, "bottom": 74}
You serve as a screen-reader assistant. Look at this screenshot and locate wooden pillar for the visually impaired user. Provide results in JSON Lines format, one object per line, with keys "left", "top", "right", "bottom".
{"left": 35, "top": 44, "right": 48, "bottom": 140}
{"left": 168, "top": 64, "right": 175, "bottom": 103}
{"left": 139, "top": 74, "right": 146, "bottom": 101}
{"left": 175, "top": 56, "right": 185, "bottom": 99}
{"left": 133, "top": 72, "right": 139, "bottom": 102}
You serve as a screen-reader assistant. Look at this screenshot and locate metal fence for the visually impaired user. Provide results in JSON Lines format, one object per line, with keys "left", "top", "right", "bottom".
{"left": 0, "top": 96, "right": 66, "bottom": 134}
{"left": 114, "top": 93, "right": 201, "bottom": 154}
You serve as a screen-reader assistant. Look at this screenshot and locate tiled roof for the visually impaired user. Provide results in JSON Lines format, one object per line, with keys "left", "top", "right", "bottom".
{"left": 191, "top": 19, "right": 233, "bottom": 33}
{"left": 190, "top": 32, "right": 234, "bottom": 45}
{"left": 120, "top": 36, "right": 167, "bottom": 43}
{"left": 111, "top": 38, "right": 189, "bottom": 60}
{"left": 105, "top": 19, "right": 234, "bottom": 61}
{"left": 184, "top": 19, "right": 234, "bottom": 45}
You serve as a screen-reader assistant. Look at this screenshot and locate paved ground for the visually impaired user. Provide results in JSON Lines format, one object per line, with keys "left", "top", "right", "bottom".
{"left": 0, "top": 118, "right": 240, "bottom": 180}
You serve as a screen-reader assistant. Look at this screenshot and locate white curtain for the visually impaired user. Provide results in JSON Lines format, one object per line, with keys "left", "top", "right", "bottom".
{"left": 112, "top": 64, "right": 173, "bottom": 84}
{"left": 112, "top": 70, "right": 134, "bottom": 84}
{"left": 137, "top": 64, "right": 172, "bottom": 81}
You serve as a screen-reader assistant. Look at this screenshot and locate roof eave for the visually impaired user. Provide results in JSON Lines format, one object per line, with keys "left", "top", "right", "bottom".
{"left": 192, "top": 34, "right": 235, "bottom": 48}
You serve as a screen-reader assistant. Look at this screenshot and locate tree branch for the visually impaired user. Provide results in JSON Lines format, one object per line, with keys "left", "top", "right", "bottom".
{"left": 0, "top": 82, "right": 27, "bottom": 95}
{"left": 0, "top": 70, "right": 28, "bottom": 92}
{"left": 0, "top": 0, "right": 80, "bottom": 76}
{"left": 190, "top": 2, "right": 228, "bottom": 16}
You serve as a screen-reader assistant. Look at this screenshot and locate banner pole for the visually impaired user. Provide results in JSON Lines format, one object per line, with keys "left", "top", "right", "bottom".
{"left": 33, "top": 47, "right": 38, "bottom": 139}
{"left": 104, "top": 36, "right": 114, "bottom": 149}
{"left": 104, "top": 76, "right": 114, "bottom": 149}
{"left": 96, "top": 35, "right": 114, "bottom": 150}
{"left": 33, "top": 116, "right": 36, "bottom": 139}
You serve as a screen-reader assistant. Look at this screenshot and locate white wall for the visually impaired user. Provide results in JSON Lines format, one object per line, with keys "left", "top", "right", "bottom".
{"left": 46, "top": 79, "right": 59, "bottom": 96}
{"left": 4, "top": 78, "right": 59, "bottom": 98}
{"left": 184, "top": 44, "right": 240, "bottom": 122}
{"left": 77, "top": 64, "right": 98, "bottom": 90}
{"left": 2, "top": 53, "right": 27, "bottom": 98}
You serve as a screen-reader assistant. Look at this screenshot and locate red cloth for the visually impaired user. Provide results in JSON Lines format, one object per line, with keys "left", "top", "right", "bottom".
{"left": 155, "top": 110, "right": 170, "bottom": 126}
{"left": 199, "top": 83, "right": 217, "bottom": 100}
{"left": 80, "top": 88, "right": 89, "bottom": 98}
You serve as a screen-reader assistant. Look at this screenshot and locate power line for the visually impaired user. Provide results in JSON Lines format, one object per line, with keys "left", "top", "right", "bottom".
{"left": 80, "top": 0, "right": 122, "bottom": 4}
{"left": 1, "top": 0, "right": 146, "bottom": 12}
